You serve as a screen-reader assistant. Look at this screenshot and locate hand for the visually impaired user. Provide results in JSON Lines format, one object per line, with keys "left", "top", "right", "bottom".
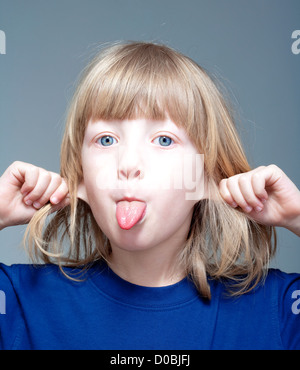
{"left": 0, "top": 161, "right": 69, "bottom": 230}
{"left": 219, "top": 165, "right": 300, "bottom": 236}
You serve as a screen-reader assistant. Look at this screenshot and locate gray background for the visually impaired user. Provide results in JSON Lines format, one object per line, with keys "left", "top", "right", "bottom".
{"left": 0, "top": 0, "right": 299, "bottom": 271}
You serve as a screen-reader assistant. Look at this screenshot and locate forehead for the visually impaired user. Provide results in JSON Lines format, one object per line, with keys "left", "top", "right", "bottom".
{"left": 79, "top": 46, "right": 201, "bottom": 137}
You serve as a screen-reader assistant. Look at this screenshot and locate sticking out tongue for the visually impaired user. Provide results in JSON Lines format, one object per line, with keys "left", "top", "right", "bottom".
{"left": 116, "top": 201, "right": 147, "bottom": 230}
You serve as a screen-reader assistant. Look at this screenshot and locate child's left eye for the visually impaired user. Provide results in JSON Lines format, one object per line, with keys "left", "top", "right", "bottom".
{"left": 153, "top": 136, "right": 174, "bottom": 147}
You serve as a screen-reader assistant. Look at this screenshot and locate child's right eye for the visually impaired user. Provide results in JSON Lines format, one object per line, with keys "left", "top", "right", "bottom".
{"left": 152, "top": 136, "right": 174, "bottom": 147}
{"left": 97, "top": 135, "right": 118, "bottom": 146}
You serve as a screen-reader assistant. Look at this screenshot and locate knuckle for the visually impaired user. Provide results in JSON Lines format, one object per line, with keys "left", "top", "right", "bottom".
{"left": 39, "top": 167, "right": 50, "bottom": 176}
{"left": 12, "top": 160, "right": 22, "bottom": 167}
{"left": 60, "top": 179, "right": 69, "bottom": 192}
{"left": 238, "top": 175, "right": 248, "bottom": 185}
{"left": 268, "top": 164, "right": 279, "bottom": 171}
{"left": 50, "top": 173, "right": 62, "bottom": 187}
{"left": 226, "top": 176, "right": 235, "bottom": 186}
{"left": 40, "top": 170, "right": 52, "bottom": 182}
{"left": 252, "top": 172, "right": 261, "bottom": 180}
{"left": 255, "top": 165, "right": 266, "bottom": 171}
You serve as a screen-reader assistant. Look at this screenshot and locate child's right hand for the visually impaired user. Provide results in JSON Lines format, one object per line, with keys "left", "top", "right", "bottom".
{"left": 0, "top": 161, "right": 69, "bottom": 230}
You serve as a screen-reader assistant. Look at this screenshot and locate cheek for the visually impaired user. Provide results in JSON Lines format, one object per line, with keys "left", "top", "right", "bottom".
{"left": 148, "top": 191, "right": 195, "bottom": 243}
{"left": 146, "top": 152, "right": 204, "bottom": 199}
{"left": 151, "top": 187, "right": 196, "bottom": 224}
{"left": 144, "top": 153, "right": 184, "bottom": 190}
{"left": 84, "top": 185, "right": 114, "bottom": 233}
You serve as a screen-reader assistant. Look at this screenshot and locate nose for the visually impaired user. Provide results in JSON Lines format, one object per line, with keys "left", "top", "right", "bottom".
{"left": 117, "top": 146, "right": 144, "bottom": 181}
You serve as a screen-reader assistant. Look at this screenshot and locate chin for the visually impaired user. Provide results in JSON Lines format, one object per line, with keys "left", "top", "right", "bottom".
{"left": 110, "top": 228, "right": 157, "bottom": 253}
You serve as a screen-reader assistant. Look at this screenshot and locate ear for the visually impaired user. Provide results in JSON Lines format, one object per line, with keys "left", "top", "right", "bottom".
{"left": 77, "top": 180, "right": 89, "bottom": 203}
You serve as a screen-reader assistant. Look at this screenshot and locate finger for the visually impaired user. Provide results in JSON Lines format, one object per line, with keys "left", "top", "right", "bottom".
{"left": 254, "top": 164, "right": 283, "bottom": 193}
{"left": 23, "top": 169, "right": 52, "bottom": 206}
{"left": 5, "top": 161, "right": 38, "bottom": 192}
{"left": 30, "top": 173, "right": 64, "bottom": 209}
{"left": 219, "top": 179, "right": 238, "bottom": 207}
{"left": 226, "top": 175, "right": 253, "bottom": 213}
{"left": 19, "top": 165, "right": 40, "bottom": 196}
{"left": 236, "top": 174, "right": 266, "bottom": 212}
{"left": 50, "top": 195, "right": 70, "bottom": 213}
{"left": 49, "top": 179, "right": 69, "bottom": 205}
{"left": 251, "top": 170, "right": 269, "bottom": 202}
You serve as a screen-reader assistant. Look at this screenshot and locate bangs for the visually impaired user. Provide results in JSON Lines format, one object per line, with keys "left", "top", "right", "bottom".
{"left": 79, "top": 42, "right": 204, "bottom": 135}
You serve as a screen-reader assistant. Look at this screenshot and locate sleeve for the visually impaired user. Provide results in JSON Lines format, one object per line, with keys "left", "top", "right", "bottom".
{"left": 277, "top": 270, "right": 300, "bottom": 350}
{"left": 0, "top": 264, "right": 24, "bottom": 349}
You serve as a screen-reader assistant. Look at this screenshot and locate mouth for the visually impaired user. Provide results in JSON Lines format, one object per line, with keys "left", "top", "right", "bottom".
{"left": 115, "top": 198, "right": 147, "bottom": 230}
{"left": 117, "top": 196, "right": 145, "bottom": 203}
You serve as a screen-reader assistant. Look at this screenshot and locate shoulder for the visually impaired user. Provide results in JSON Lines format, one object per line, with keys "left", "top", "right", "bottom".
{"left": 261, "top": 268, "right": 300, "bottom": 316}
{"left": 261, "top": 269, "right": 300, "bottom": 349}
{"left": 0, "top": 262, "right": 88, "bottom": 292}
{"left": 263, "top": 268, "right": 300, "bottom": 299}
{"left": 266, "top": 268, "right": 300, "bottom": 283}
{"left": 209, "top": 269, "right": 300, "bottom": 349}
{"left": 1, "top": 262, "right": 59, "bottom": 282}
{"left": 0, "top": 262, "right": 94, "bottom": 314}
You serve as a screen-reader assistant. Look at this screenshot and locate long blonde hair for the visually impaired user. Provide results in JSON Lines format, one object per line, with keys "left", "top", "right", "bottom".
{"left": 24, "top": 41, "right": 276, "bottom": 298}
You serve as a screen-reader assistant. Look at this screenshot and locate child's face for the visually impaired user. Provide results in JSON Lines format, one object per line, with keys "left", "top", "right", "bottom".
{"left": 78, "top": 118, "right": 205, "bottom": 253}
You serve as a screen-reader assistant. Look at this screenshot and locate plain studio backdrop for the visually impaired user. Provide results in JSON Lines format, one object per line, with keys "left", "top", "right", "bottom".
{"left": 0, "top": 0, "right": 299, "bottom": 272}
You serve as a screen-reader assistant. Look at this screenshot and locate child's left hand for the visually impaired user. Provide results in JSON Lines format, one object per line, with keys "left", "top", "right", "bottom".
{"left": 219, "top": 165, "right": 300, "bottom": 236}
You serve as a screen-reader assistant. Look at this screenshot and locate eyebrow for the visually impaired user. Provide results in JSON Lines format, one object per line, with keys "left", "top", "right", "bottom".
{"left": 87, "top": 119, "right": 187, "bottom": 139}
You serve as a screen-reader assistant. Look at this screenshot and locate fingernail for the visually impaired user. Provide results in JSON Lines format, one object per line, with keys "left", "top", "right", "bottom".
{"left": 50, "top": 197, "right": 59, "bottom": 204}
{"left": 261, "top": 198, "right": 267, "bottom": 204}
{"left": 25, "top": 199, "right": 32, "bottom": 206}
{"left": 255, "top": 206, "right": 263, "bottom": 213}
{"left": 245, "top": 206, "right": 253, "bottom": 213}
{"left": 231, "top": 202, "right": 238, "bottom": 208}
{"left": 33, "top": 201, "right": 41, "bottom": 209}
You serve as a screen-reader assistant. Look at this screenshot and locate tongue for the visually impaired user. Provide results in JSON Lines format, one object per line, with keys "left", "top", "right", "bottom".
{"left": 116, "top": 201, "right": 147, "bottom": 230}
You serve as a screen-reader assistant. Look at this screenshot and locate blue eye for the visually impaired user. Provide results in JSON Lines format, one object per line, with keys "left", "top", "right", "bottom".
{"left": 98, "top": 135, "right": 117, "bottom": 146}
{"left": 154, "top": 136, "right": 174, "bottom": 147}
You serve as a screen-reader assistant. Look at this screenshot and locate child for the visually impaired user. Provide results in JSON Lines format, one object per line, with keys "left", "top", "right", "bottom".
{"left": 0, "top": 41, "right": 299, "bottom": 350}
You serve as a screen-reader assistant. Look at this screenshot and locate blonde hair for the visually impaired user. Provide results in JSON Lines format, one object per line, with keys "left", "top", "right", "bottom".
{"left": 24, "top": 41, "right": 276, "bottom": 298}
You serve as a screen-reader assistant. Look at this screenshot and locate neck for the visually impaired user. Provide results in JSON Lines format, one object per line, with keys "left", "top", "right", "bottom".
{"left": 107, "top": 243, "right": 186, "bottom": 287}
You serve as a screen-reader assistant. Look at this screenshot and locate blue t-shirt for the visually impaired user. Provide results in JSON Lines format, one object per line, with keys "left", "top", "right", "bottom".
{"left": 0, "top": 262, "right": 299, "bottom": 349}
